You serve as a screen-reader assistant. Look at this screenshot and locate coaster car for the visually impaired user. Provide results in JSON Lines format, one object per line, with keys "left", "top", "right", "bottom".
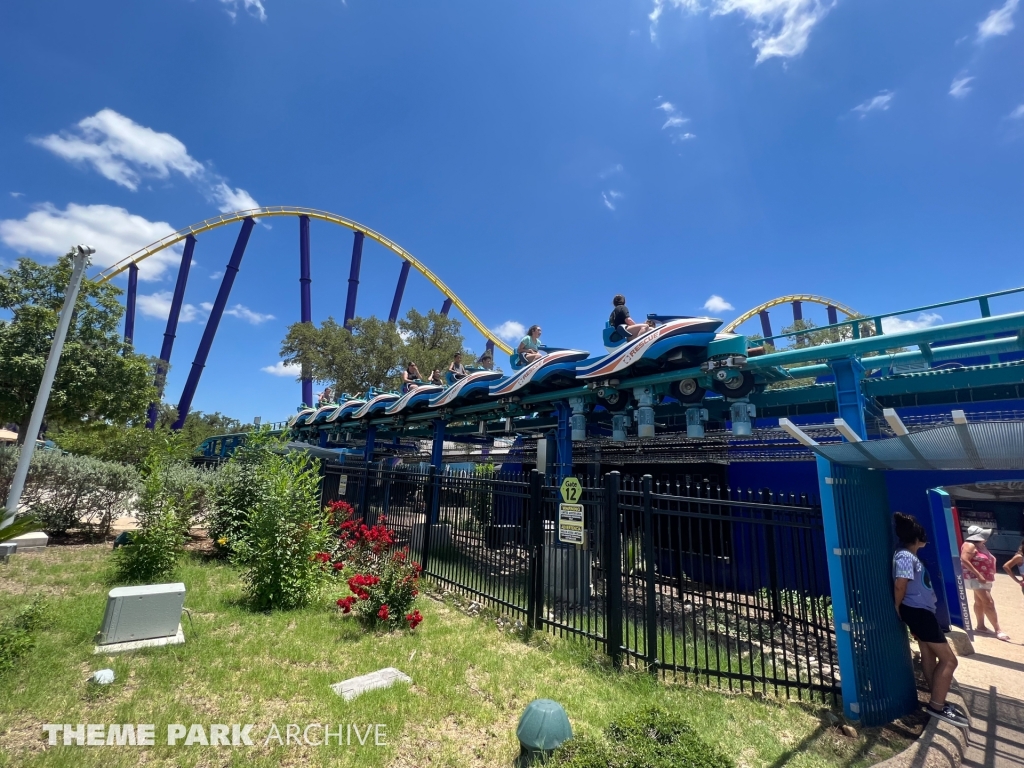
{"left": 351, "top": 392, "right": 400, "bottom": 420}
{"left": 385, "top": 384, "right": 445, "bottom": 415}
{"left": 287, "top": 407, "right": 316, "bottom": 428}
{"left": 489, "top": 348, "right": 590, "bottom": 397}
{"left": 430, "top": 370, "right": 503, "bottom": 407}
{"left": 325, "top": 398, "right": 366, "bottom": 423}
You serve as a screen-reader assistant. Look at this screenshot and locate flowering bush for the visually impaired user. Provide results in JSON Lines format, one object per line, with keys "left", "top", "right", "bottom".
{"left": 326, "top": 502, "right": 422, "bottom": 630}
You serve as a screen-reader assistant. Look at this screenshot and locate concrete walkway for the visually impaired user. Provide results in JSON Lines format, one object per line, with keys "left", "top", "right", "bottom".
{"left": 953, "top": 573, "right": 1024, "bottom": 768}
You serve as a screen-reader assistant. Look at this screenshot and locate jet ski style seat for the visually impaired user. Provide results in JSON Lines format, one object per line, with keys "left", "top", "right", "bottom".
{"left": 578, "top": 317, "right": 725, "bottom": 380}
{"left": 385, "top": 384, "right": 445, "bottom": 415}
{"left": 351, "top": 393, "right": 400, "bottom": 420}
{"left": 490, "top": 348, "right": 590, "bottom": 397}
{"left": 430, "top": 369, "right": 503, "bottom": 407}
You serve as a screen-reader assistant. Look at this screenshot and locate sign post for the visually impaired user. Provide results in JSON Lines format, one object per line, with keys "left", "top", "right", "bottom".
{"left": 558, "top": 477, "right": 585, "bottom": 547}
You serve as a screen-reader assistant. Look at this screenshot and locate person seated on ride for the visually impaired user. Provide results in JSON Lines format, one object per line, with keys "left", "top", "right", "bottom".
{"left": 477, "top": 351, "right": 494, "bottom": 371}
{"left": 448, "top": 352, "right": 468, "bottom": 382}
{"left": 429, "top": 369, "right": 444, "bottom": 386}
{"left": 517, "top": 325, "right": 543, "bottom": 365}
{"left": 317, "top": 386, "right": 334, "bottom": 407}
{"left": 609, "top": 294, "right": 654, "bottom": 339}
{"left": 401, "top": 362, "right": 423, "bottom": 393}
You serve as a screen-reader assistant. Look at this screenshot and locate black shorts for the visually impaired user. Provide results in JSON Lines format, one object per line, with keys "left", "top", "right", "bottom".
{"left": 899, "top": 605, "right": 945, "bottom": 644}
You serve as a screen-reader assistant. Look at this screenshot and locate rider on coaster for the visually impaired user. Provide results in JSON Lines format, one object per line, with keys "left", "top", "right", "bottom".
{"left": 448, "top": 352, "right": 468, "bottom": 381}
{"left": 517, "top": 325, "right": 543, "bottom": 364}
{"left": 610, "top": 295, "right": 655, "bottom": 339}
{"left": 401, "top": 362, "right": 424, "bottom": 393}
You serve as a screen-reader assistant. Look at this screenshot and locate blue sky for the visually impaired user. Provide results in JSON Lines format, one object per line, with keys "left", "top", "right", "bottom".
{"left": 2, "top": 0, "right": 1023, "bottom": 423}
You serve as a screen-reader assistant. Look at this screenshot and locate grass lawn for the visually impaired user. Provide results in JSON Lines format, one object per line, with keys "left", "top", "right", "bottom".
{"left": 0, "top": 544, "right": 913, "bottom": 767}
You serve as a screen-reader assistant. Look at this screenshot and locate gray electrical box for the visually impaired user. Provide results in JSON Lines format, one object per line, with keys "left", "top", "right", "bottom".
{"left": 97, "top": 583, "right": 185, "bottom": 645}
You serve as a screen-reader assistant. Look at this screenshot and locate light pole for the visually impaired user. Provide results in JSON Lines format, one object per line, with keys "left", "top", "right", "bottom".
{"left": 2, "top": 245, "right": 95, "bottom": 529}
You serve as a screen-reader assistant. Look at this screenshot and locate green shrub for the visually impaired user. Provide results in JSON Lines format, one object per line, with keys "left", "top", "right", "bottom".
{"left": 551, "top": 706, "right": 733, "bottom": 768}
{"left": 207, "top": 430, "right": 276, "bottom": 555}
{"left": 0, "top": 596, "right": 53, "bottom": 676}
{"left": 230, "top": 443, "right": 333, "bottom": 610}
{"left": 0, "top": 446, "right": 141, "bottom": 536}
{"left": 111, "top": 450, "right": 189, "bottom": 583}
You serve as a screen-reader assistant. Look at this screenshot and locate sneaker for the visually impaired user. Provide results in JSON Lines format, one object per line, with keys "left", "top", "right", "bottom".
{"left": 926, "top": 704, "right": 970, "bottom": 729}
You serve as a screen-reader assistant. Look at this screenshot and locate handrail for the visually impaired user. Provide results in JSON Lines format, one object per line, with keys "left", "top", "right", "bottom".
{"left": 92, "top": 206, "right": 515, "bottom": 354}
{"left": 758, "top": 286, "right": 1024, "bottom": 346}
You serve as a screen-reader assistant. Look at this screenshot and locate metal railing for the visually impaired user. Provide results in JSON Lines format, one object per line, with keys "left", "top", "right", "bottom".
{"left": 320, "top": 464, "right": 839, "bottom": 704}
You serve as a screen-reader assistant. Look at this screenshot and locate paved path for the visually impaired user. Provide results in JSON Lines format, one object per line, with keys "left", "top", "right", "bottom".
{"left": 953, "top": 573, "right": 1024, "bottom": 767}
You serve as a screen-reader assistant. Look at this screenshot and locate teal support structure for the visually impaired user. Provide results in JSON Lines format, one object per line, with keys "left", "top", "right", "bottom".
{"left": 830, "top": 357, "right": 868, "bottom": 438}
{"left": 816, "top": 458, "right": 917, "bottom": 724}
{"left": 554, "top": 401, "right": 572, "bottom": 484}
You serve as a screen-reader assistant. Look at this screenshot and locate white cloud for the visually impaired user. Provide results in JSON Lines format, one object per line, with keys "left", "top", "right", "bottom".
{"left": 225, "top": 304, "right": 275, "bottom": 324}
{"left": 262, "top": 361, "right": 301, "bottom": 377}
{"left": 1009, "top": 104, "right": 1024, "bottom": 119}
{"left": 703, "top": 295, "right": 735, "bottom": 313}
{"left": 656, "top": 101, "right": 696, "bottom": 142}
{"left": 0, "top": 202, "right": 180, "bottom": 280}
{"left": 851, "top": 90, "right": 894, "bottom": 117}
{"left": 656, "top": 101, "right": 677, "bottom": 112}
{"left": 32, "top": 109, "right": 259, "bottom": 213}
{"left": 977, "top": 0, "right": 1019, "bottom": 41}
{"left": 949, "top": 75, "right": 975, "bottom": 98}
{"left": 881, "top": 312, "right": 943, "bottom": 333}
{"left": 650, "top": 0, "right": 835, "bottom": 63}
{"left": 662, "top": 115, "right": 689, "bottom": 129}
{"left": 210, "top": 270, "right": 224, "bottom": 280}
{"left": 492, "top": 320, "right": 526, "bottom": 343}
{"left": 673, "top": 132, "right": 697, "bottom": 141}
{"left": 601, "top": 190, "right": 624, "bottom": 211}
{"left": 10, "top": 192, "right": 24, "bottom": 198}
{"left": 31, "top": 109, "right": 203, "bottom": 191}
{"left": 221, "top": 0, "right": 267, "bottom": 22}
{"left": 599, "top": 163, "right": 624, "bottom": 178}
{"left": 136, "top": 291, "right": 205, "bottom": 323}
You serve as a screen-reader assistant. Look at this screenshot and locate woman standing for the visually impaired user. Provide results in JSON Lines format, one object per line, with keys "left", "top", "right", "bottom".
{"left": 1003, "top": 538, "right": 1024, "bottom": 603}
{"left": 960, "top": 525, "right": 1010, "bottom": 641}
{"left": 893, "top": 513, "right": 970, "bottom": 728}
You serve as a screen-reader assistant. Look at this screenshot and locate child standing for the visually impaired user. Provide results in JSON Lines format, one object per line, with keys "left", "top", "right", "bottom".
{"left": 892, "top": 512, "right": 970, "bottom": 729}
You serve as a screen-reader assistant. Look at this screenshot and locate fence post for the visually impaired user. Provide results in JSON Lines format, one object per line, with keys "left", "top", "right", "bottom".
{"left": 420, "top": 465, "right": 438, "bottom": 575}
{"left": 527, "top": 470, "right": 545, "bottom": 630}
{"left": 642, "top": 475, "right": 658, "bottom": 674}
{"left": 604, "top": 471, "right": 623, "bottom": 668}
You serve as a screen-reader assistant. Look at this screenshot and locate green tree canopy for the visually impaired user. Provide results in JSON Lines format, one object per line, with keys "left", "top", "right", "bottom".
{"left": 0, "top": 254, "right": 157, "bottom": 442}
{"left": 279, "top": 309, "right": 466, "bottom": 398}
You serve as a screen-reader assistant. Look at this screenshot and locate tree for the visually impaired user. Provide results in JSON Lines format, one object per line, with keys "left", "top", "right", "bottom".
{"left": 0, "top": 254, "right": 157, "bottom": 443}
{"left": 279, "top": 309, "right": 466, "bottom": 397}
{"left": 398, "top": 308, "right": 466, "bottom": 381}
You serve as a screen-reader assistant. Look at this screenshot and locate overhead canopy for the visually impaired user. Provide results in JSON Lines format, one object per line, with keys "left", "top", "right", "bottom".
{"left": 814, "top": 421, "right": 1024, "bottom": 471}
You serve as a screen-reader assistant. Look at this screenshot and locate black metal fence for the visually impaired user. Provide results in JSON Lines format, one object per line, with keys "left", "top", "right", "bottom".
{"left": 321, "top": 463, "right": 838, "bottom": 703}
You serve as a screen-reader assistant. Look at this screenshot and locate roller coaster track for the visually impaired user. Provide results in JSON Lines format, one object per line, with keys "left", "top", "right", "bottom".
{"left": 93, "top": 206, "right": 514, "bottom": 354}
{"left": 723, "top": 295, "right": 861, "bottom": 333}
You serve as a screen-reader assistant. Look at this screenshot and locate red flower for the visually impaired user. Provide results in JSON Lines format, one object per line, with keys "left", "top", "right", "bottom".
{"left": 332, "top": 562, "right": 345, "bottom": 571}
{"left": 377, "top": 605, "right": 390, "bottom": 621}
{"left": 314, "top": 552, "right": 331, "bottom": 563}
{"left": 405, "top": 610, "right": 423, "bottom": 629}
{"left": 336, "top": 597, "right": 356, "bottom": 613}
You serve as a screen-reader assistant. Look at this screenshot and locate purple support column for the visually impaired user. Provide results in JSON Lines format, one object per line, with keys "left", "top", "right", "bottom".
{"left": 147, "top": 235, "right": 196, "bottom": 429}
{"left": 827, "top": 305, "right": 839, "bottom": 325}
{"left": 792, "top": 300, "right": 803, "bottom": 324}
{"left": 343, "top": 231, "right": 364, "bottom": 328}
{"left": 124, "top": 263, "right": 139, "bottom": 344}
{"left": 388, "top": 260, "right": 411, "bottom": 323}
{"left": 172, "top": 218, "right": 255, "bottom": 430}
{"left": 439, "top": 298, "right": 453, "bottom": 316}
{"left": 758, "top": 310, "right": 773, "bottom": 339}
{"left": 299, "top": 215, "right": 313, "bottom": 407}
{"left": 485, "top": 339, "right": 494, "bottom": 354}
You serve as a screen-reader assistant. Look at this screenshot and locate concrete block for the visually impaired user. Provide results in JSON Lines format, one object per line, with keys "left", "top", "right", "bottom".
{"left": 331, "top": 667, "right": 412, "bottom": 701}
{"left": 8, "top": 531, "right": 47, "bottom": 552}
{"left": 94, "top": 624, "right": 185, "bottom": 655}
{"left": 947, "top": 627, "right": 974, "bottom": 656}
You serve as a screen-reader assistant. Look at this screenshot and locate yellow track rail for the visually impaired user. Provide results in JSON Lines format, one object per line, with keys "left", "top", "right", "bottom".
{"left": 722, "top": 294, "right": 861, "bottom": 333}
{"left": 94, "top": 206, "right": 514, "bottom": 354}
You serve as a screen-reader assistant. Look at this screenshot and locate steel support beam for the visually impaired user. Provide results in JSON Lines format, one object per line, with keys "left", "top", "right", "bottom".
{"left": 299, "top": 215, "right": 313, "bottom": 407}
{"left": 827, "top": 304, "right": 839, "bottom": 325}
{"left": 829, "top": 357, "right": 868, "bottom": 440}
{"left": 554, "top": 401, "right": 573, "bottom": 484}
{"left": 124, "top": 263, "right": 138, "bottom": 344}
{"left": 343, "top": 231, "right": 364, "bottom": 328}
{"left": 388, "top": 260, "right": 412, "bottom": 323}
{"left": 439, "top": 298, "right": 453, "bottom": 316}
{"left": 430, "top": 419, "right": 446, "bottom": 478}
{"left": 147, "top": 235, "right": 197, "bottom": 429}
{"left": 173, "top": 218, "right": 255, "bottom": 430}
{"left": 792, "top": 300, "right": 803, "bottom": 324}
{"left": 758, "top": 310, "right": 772, "bottom": 339}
